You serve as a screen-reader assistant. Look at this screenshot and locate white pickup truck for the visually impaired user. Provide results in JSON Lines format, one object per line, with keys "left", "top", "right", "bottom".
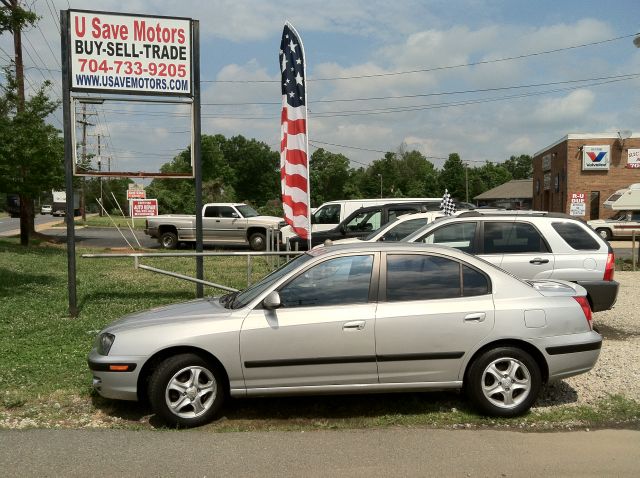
{"left": 144, "top": 203, "right": 285, "bottom": 250}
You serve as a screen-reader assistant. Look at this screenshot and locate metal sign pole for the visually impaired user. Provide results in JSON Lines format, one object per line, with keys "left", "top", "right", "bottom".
{"left": 60, "top": 10, "right": 77, "bottom": 317}
{"left": 192, "top": 20, "right": 203, "bottom": 298}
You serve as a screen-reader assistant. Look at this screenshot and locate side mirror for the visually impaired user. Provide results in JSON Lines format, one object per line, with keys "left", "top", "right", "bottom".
{"left": 262, "top": 291, "right": 281, "bottom": 310}
{"left": 231, "top": 212, "right": 239, "bottom": 218}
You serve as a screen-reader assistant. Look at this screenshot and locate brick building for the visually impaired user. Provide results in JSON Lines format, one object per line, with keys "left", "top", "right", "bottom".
{"left": 532, "top": 133, "right": 640, "bottom": 220}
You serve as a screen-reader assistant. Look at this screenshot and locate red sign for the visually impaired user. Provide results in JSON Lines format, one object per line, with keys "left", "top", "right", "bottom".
{"left": 130, "top": 199, "right": 158, "bottom": 217}
{"left": 127, "top": 189, "right": 146, "bottom": 199}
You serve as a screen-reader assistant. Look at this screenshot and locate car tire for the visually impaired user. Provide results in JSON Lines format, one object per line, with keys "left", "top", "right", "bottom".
{"left": 249, "top": 232, "right": 266, "bottom": 251}
{"left": 148, "top": 353, "right": 225, "bottom": 428}
{"left": 160, "top": 231, "right": 178, "bottom": 249}
{"left": 465, "top": 346, "right": 541, "bottom": 417}
{"left": 596, "top": 228, "right": 612, "bottom": 241}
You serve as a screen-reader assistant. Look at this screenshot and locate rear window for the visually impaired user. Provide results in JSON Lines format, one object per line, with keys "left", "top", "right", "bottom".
{"left": 551, "top": 222, "right": 600, "bottom": 250}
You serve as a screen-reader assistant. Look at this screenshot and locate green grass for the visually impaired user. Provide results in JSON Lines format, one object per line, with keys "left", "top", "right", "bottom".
{"left": 0, "top": 238, "right": 638, "bottom": 430}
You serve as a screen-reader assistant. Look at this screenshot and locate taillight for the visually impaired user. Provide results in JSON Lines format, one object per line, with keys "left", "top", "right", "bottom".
{"left": 603, "top": 252, "right": 615, "bottom": 281}
{"left": 574, "top": 296, "right": 593, "bottom": 330}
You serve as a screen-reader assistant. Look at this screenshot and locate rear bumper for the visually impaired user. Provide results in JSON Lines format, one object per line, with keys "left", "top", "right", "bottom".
{"left": 541, "top": 331, "right": 602, "bottom": 381}
{"left": 576, "top": 280, "right": 619, "bottom": 312}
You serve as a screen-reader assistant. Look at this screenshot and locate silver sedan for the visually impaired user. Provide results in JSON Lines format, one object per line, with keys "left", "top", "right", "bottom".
{"left": 88, "top": 243, "right": 602, "bottom": 428}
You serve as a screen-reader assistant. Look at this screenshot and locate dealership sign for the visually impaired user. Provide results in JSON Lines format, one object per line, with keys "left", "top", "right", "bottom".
{"left": 130, "top": 198, "right": 158, "bottom": 217}
{"left": 582, "top": 145, "right": 610, "bottom": 171}
{"left": 127, "top": 189, "right": 146, "bottom": 199}
{"left": 69, "top": 10, "right": 191, "bottom": 96}
{"left": 627, "top": 149, "right": 640, "bottom": 169}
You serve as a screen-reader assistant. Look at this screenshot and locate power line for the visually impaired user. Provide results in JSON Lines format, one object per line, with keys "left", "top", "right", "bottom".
{"left": 203, "top": 32, "right": 639, "bottom": 83}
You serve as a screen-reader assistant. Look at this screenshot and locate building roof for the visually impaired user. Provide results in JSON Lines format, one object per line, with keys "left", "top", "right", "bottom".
{"left": 533, "top": 132, "right": 639, "bottom": 157}
{"left": 473, "top": 179, "right": 533, "bottom": 200}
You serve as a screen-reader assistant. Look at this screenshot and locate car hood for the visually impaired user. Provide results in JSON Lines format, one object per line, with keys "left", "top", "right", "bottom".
{"left": 105, "top": 298, "right": 232, "bottom": 333}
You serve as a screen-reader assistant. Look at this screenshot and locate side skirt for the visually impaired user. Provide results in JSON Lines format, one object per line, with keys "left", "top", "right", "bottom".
{"left": 230, "top": 381, "right": 463, "bottom": 398}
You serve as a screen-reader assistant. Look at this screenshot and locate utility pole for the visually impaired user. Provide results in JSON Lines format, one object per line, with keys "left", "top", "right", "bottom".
{"left": 465, "top": 162, "right": 469, "bottom": 203}
{"left": 76, "top": 103, "right": 95, "bottom": 221}
{"left": 3, "top": 0, "right": 31, "bottom": 245}
{"left": 97, "top": 134, "right": 103, "bottom": 216}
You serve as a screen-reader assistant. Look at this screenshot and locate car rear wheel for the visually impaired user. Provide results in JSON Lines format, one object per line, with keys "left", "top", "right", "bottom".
{"left": 596, "top": 228, "right": 612, "bottom": 241}
{"left": 466, "top": 347, "right": 541, "bottom": 417}
{"left": 160, "top": 231, "right": 178, "bottom": 249}
{"left": 148, "top": 353, "right": 224, "bottom": 428}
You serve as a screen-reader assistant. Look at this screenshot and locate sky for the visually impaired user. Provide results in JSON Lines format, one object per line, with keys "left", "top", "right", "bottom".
{"left": 2, "top": 0, "right": 640, "bottom": 175}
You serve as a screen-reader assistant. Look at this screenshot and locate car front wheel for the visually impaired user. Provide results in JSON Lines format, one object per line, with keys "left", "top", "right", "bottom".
{"left": 466, "top": 347, "right": 541, "bottom": 417}
{"left": 148, "top": 353, "right": 224, "bottom": 428}
{"left": 249, "top": 232, "right": 266, "bottom": 251}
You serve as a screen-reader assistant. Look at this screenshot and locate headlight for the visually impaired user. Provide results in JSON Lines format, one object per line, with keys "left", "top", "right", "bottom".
{"left": 96, "top": 333, "right": 115, "bottom": 355}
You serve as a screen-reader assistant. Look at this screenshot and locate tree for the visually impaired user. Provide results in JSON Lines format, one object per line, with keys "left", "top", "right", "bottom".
{"left": 438, "top": 153, "right": 466, "bottom": 200}
{"left": 1, "top": 1, "right": 55, "bottom": 245}
{"left": 468, "top": 162, "right": 512, "bottom": 200}
{"left": 0, "top": 69, "right": 64, "bottom": 244}
{"left": 221, "top": 135, "right": 279, "bottom": 205}
{"left": 309, "top": 148, "right": 351, "bottom": 206}
{"left": 502, "top": 154, "right": 533, "bottom": 179}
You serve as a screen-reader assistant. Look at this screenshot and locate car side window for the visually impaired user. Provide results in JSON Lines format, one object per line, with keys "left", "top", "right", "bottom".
{"left": 462, "top": 265, "right": 490, "bottom": 296}
{"left": 278, "top": 255, "right": 373, "bottom": 307}
{"left": 346, "top": 211, "right": 381, "bottom": 232}
{"left": 380, "top": 218, "right": 430, "bottom": 241}
{"left": 204, "top": 206, "right": 217, "bottom": 218}
{"left": 483, "top": 222, "right": 547, "bottom": 254}
{"left": 551, "top": 222, "right": 600, "bottom": 250}
{"left": 417, "top": 222, "right": 477, "bottom": 253}
{"left": 313, "top": 205, "right": 341, "bottom": 224}
{"left": 218, "top": 206, "right": 236, "bottom": 218}
{"left": 632, "top": 212, "right": 640, "bottom": 222}
{"left": 386, "top": 254, "right": 461, "bottom": 301}
{"left": 387, "top": 208, "right": 415, "bottom": 222}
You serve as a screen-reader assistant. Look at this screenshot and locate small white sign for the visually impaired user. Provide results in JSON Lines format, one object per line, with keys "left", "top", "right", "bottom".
{"left": 627, "top": 149, "right": 640, "bottom": 169}
{"left": 582, "top": 145, "right": 610, "bottom": 170}
{"left": 569, "top": 192, "right": 585, "bottom": 216}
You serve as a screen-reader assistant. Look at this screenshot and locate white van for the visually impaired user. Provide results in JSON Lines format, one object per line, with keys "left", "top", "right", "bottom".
{"left": 280, "top": 197, "right": 442, "bottom": 242}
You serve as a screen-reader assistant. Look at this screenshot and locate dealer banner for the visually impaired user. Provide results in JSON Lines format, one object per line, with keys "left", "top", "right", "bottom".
{"left": 69, "top": 10, "right": 191, "bottom": 96}
{"left": 627, "top": 149, "right": 640, "bottom": 169}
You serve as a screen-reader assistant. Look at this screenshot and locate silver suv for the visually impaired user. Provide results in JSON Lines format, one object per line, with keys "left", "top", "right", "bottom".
{"left": 403, "top": 212, "right": 618, "bottom": 312}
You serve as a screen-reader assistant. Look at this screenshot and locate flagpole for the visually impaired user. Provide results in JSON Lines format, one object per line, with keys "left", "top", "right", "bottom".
{"left": 286, "top": 22, "right": 312, "bottom": 251}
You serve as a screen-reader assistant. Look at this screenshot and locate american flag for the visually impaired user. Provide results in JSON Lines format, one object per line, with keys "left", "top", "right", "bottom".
{"left": 279, "top": 23, "right": 310, "bottom": 241}
{"left": 440, "top": 189, "right": 456, "bottom": 216}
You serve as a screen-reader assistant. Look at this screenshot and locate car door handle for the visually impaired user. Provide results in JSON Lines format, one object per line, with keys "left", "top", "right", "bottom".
{"left": 464, "top": 313, "right": 486, "bottom": 322}
{"left": 343, "top": 320, "right": 365, "bottom": 330}
{"left": 529, "top": 258, "right": 549, "bottom": 264}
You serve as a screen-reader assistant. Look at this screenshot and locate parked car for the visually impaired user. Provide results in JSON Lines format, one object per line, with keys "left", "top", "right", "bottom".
{"left": 289, "top": 202, "right": 450, "bottom": 250}
{"left": 329, "top": 211, "right": 448, "bottom": 245}
{"left": 588, "top": 210, "right": 640, "bottom": 241}
{"left": 40, "top": 204, "right": 52, "bottom": 215}
{"left": 403, "top": 211, "right": 618, "bottom": 312}
{"left": 89, "top": 242, "right": 601, "bottom": 428}
{"left": 145, "top": 203, "right": 285, "bottom": 250}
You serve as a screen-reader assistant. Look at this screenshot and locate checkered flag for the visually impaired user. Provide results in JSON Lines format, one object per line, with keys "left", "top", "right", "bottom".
{"left": 440, "top": 189, "right": 456, "bottom": 216}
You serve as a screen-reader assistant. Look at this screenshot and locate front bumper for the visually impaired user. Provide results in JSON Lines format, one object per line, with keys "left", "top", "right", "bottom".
{"left": 576, "top": 280, "right": 619, "bottom": 312}
{"left": 144, "top": 227, "right": 159, "bottom": 239}
{"left": 88, "top": 349, "right": 144, "bottom": 401}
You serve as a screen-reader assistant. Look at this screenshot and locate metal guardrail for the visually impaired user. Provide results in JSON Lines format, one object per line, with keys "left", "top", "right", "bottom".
{"left": 81, "top": 250, "right": 304, "bottom": 291}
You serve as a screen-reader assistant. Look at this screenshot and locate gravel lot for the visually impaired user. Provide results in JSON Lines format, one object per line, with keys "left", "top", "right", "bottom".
{"left": 536, "top": 271, "right": 640, "bottom": 408}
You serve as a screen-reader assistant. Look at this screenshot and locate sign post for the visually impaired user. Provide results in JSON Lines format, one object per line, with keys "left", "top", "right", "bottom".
{"left": 61, "top": 9, "right": 201, "bottom": 316}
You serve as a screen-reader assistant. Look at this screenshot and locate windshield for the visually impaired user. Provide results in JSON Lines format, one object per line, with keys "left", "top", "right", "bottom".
{"left": 236, "top": 204, "right": 259, "bottom": 218}
{"left": 611, "top": 211, "right": 629, "bottom": 221}
{"left": 225, "top": 253, "right": 313, "bottom": 309}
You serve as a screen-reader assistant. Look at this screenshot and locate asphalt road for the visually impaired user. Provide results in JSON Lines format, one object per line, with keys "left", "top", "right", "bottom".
{"left": 0, "top": 428, "right": 638, "bottom": 477}
{"left": 0, "top": 214, "right": 60, "bottom": 236}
